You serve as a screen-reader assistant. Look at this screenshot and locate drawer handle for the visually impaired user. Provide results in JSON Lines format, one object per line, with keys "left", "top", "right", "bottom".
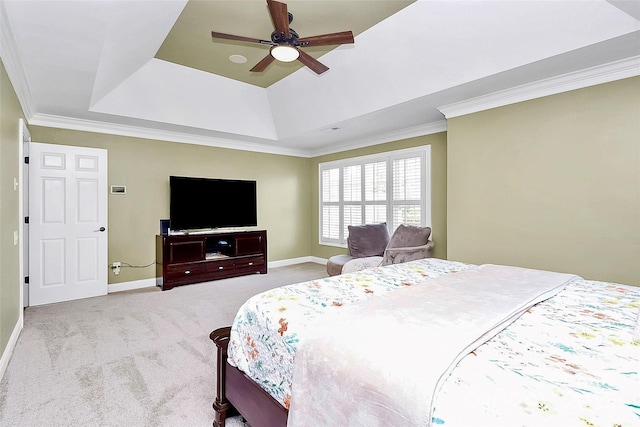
{"left": 248, "top": 262, "right": 254, "bottom": 266}
{"left": 185, "top": 270, "right": 191, "bottom": 275}
{"left": 219, "top": 266, "right": 224, "bottom": 270}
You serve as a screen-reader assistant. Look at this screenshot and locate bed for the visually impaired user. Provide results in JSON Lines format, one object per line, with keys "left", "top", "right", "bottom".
{"left": 210, "top": 258, "right": 640, "bottom": 427}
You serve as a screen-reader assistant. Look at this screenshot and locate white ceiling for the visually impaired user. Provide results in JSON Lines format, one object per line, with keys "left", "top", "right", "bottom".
{"left": 1, "top": 0, "right": 639, "bottom": 157}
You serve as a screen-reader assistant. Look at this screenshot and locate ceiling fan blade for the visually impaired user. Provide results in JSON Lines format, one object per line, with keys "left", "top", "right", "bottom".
{"left": 297, "top": 31, "right": 354, "bottom": 47}
{"left": 250, "top": 54, "right": 276, "bottom": 72}
{"left": 211, "top": 31, "right": 274, "bottom": 46}
{"left": 267, "top": 0, "right": 290, "bottom": 39}
{"left": 297, "top": 49, "right": 329, "bottom": 75}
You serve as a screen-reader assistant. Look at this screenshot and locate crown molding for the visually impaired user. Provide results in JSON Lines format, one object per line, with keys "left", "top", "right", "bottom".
{"left": 0, "top": 2, "right": 35, "bottom": 119}
{"left": 438, "top": 55, "right": 640, "bottom": 119}
{"left": 27, "top": 113, "right": 447, "bottom": 159}
{"left": 309, "top": 120, "right": 448, "bottom": 158}
{"left": 27, "top": 113, "right": 311, "bottom": 157}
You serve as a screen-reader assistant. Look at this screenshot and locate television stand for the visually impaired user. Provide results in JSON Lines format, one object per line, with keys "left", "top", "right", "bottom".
{"left": 155, "top": 230, "right": 267, "bottom": 291}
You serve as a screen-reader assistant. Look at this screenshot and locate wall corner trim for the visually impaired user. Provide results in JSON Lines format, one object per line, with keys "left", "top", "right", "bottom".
{"left": 0, "top": 2, "right": 35, "bottom": 119}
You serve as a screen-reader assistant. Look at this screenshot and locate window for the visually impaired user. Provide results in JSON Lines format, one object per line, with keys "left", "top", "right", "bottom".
{"left": 319, "top": 146, "right": 431, "bottom": 246}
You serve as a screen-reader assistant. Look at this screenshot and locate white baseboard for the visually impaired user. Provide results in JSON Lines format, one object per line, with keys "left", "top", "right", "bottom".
{"left": 107, "top": 257, "right": 328, "bottom": 293}
{"left": 268, "top": 256, "right": 327, "bottom": 268}
{"left": 108, "top": 278, "right": 157, "bottom": 293}
{"left": 309, "top": 256, "right": 328, "bottom": 265}
{"left": 0, "top": 313, "right": 23, "bottom": 382}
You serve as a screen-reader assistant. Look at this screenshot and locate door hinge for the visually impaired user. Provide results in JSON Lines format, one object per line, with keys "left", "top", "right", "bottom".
{"left": 24, "top": 156, "right": 29, "bottom": 164}
{"left": 24, "top": 216, "right": 29, "bottom": 224}
{"left": 24, "top": 276, "right": 29, "bottom": 284}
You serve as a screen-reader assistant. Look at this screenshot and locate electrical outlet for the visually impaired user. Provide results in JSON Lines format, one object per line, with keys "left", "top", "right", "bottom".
{"left": 112, "top": 262, "right": 121, "bottom": 275}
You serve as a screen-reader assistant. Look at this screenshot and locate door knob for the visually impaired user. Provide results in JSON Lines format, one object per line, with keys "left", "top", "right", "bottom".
{"left": 95, "top": 227, "right": 106, "bottom": 232}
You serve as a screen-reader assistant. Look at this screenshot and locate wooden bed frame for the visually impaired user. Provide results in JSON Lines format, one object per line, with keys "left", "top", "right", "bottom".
{"left": 210, "top": 327, "right": 289, "bottom": 427}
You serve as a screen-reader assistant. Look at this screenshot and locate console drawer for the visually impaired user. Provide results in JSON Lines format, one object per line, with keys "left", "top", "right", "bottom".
{"left": 235, "top": 255, "right": 266, "bottom": 274}
{"left": 166, "top": 262, "right": 210, "bottom": 284}
{"left": 206, "top": 259, "right": 236, "bottom": 274}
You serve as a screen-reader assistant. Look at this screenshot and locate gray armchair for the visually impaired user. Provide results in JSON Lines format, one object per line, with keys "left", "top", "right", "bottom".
{"left": 326, "top": 223, "right": 434, "bottom": 276}
{"left": 381, "top": 224, "right": 434, "bottom": 265}
{"left": 326, "top": 222, "right": 389, "bottom": 276}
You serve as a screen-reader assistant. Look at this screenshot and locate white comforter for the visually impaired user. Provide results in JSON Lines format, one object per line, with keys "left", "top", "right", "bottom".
{"left": 287, "top": 265, "right": 578, "bottom": 426}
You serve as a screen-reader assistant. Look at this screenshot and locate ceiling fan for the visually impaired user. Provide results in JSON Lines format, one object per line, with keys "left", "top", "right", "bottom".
{"left": 211, "top": 0, "right": 354, "bottom": 75}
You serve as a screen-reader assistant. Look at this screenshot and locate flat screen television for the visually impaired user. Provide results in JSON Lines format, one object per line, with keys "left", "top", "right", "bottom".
{"left": 169, "top": 176, "right": 257, "bottom": 232}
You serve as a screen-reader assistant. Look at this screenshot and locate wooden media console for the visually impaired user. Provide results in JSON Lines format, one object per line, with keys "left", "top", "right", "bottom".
{"left": 155, "top": 230, "right": 267, "bottom": 290}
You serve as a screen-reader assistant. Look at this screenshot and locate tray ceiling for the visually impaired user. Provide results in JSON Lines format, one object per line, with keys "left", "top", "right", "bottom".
{"left": 156, "top": 1, "right": 413, "bottom": 88}
{"left": 1, "top": 0, "right": 639, "bottom": 157}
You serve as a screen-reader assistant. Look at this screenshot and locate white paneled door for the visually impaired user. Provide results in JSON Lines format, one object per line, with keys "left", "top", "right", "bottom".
{"left": 28, "top": 142, "right": 108, "bottom": 306}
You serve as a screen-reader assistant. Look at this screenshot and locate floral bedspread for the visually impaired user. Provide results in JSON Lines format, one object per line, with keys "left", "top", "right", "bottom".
{"left": 431, "top": 278, "right": 640, "bottom": 426}
{"left": 227, "top": 258, "right": 474, "bottom": 408}
{"left": 227, "top": 258, "right": 640, "bottom": 426}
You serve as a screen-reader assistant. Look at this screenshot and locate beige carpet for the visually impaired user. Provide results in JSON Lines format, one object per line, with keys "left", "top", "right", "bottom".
{"left": 0, "top": 263, "right": 328, "bottom": 427}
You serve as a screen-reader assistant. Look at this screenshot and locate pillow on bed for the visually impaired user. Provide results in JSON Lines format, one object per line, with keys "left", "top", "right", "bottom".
{"left": 387, "top": 224, "right": 431, "bottom": 248}
{"left": 347, "top": 223, "right": 390, "bottom": 258}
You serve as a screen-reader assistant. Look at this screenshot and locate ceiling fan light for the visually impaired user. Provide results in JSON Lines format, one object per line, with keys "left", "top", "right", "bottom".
{"left": 270, "top": 45, "right": 299, "bottom": 62}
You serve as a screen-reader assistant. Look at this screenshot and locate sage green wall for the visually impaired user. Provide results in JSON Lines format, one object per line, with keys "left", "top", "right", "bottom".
{"left": 0, "top": 58, "right": 24, "bottom": 358}
{"left": 447, "top": 77, "right": 640, "bottom": 286}
{"left": 29, "top": 127, "right": 314, "bottom": 285}
{"left": 310, "top": 133, "right": 448, "bottom": 260}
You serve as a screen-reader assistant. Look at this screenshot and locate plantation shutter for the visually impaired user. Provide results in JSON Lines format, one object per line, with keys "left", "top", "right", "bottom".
{"left": 321, "top": 168, "right": 340, "bottom": 241}
{"left": 342, "top": 165, "right": 362, "bottom": 239}
{"left": 392, "top": 156, "right": 422, "bottom": 226}
{"left": 319, "top": 146, "right": 430, "bottom": 247}
{"left": 364, "top": 161, "right": 387, "bottom": 224}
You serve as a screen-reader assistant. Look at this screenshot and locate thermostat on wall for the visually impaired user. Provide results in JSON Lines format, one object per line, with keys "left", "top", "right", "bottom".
{"left": 110, "top": 185, "right": 126, "bottom": 194}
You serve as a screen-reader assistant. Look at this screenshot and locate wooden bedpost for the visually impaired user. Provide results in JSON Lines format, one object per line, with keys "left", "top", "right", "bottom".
{"left": 210, "top": 326, "right": 233, "bottom": 427}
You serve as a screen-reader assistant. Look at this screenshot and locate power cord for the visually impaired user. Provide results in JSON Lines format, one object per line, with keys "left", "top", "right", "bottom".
{"left": 120, "top": 261, "right": 156, "bottom": 269}
{"left": 108, "top": 261, "right": 155, "bottom": 275}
